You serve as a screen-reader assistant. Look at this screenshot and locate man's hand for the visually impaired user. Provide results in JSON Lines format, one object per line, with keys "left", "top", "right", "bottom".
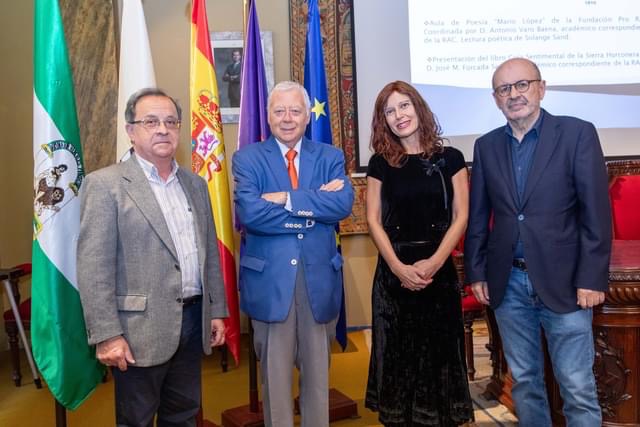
{"left": 210, "top": 318, "right": 226, "bottom": 347}
{"left": 470, "top": 281, "right": 490, "bottom": 305}
{"left": 261, "top": 191, "right": 287, "bottom": 205}
{"left": 319, "top": 179, "right": 344, "bottom": 192}
{"left": 96, "top": 335, "right": 135, "bottom": 371}
{"left": 577, "top": 288, "right": 605, "bottom": 309}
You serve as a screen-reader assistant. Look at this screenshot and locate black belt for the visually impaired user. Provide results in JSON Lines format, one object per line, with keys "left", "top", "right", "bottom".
{"left": 512, "top": 258, "right": 527, "bottom": 271}
{"left": 180, "top": 295, "right": 202, "bottom": 307}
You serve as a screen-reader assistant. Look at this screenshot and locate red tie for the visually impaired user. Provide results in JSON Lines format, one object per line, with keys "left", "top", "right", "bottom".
{"left": 286, "top": 149, "right": 298, "bottom": 189}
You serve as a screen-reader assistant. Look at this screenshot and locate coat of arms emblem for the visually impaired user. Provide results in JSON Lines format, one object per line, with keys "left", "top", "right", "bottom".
{"left": 33, "top": 140, "right": 84, "bottom": 236}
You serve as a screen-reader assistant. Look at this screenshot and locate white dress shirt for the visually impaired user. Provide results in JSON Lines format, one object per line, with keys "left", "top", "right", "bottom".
{"left": 135, "top": 155, "right": 201, "bottom": 298}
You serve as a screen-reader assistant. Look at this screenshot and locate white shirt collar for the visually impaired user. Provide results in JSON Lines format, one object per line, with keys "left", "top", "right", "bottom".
{"left": 275, "top": 139, "right": 302, "bottom": 158}
{"left": 134, "top": 154, "right": 179, "bottom": 182}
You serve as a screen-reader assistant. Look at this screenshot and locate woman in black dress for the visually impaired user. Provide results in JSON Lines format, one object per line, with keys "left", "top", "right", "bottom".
{"left": 365, "top": 81, "right": 473, "bottom": 426}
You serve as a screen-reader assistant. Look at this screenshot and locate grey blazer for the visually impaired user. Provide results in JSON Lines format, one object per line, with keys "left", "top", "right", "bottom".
{"left": 77, "top": 155, "right": 228, "bottom": 367}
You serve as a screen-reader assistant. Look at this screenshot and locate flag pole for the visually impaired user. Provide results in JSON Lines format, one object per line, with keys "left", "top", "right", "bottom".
{"left": 247, "top": 323, "right": 259, "bottom": 413}
{"left": 221, "top": 0, "right": 269, "bottom": 423}
{"left": 242, "top": 0, "right": 261, "bottom": 416}
{"left": 55, "top": 400, "right": 67, "bottom": 427}
{"left": 243, "top": 0, "right": 250, "bottom": 34}
{"left": 241, "top": 0, "right": 260, "bottom": 412}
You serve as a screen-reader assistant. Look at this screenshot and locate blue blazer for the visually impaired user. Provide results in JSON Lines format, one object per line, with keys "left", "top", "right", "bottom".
{"left": 232, "top": 137, "right": 354, "bottom": 323}
{"left": 464, "top": 111, "right": 612, "bottom": 313}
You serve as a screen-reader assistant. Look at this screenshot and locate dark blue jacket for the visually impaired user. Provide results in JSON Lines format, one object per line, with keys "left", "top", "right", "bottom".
{"left": 465, "top": 111, "right": 612, "bottom": 313}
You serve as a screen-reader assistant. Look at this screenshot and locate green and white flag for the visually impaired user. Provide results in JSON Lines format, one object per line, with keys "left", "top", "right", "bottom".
{"left": 32, "top": 0, "right": 103, "bottom": 410}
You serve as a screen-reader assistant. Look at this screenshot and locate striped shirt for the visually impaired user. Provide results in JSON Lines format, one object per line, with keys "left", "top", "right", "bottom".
{"left": 135, "top": 155, "right": 201, "bottom": 298}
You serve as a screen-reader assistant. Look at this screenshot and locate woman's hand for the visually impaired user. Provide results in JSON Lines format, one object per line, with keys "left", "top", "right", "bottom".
{"left": 413, "top": 257, "right": 443, "bottom": 283}
{"left": 391, "top": 263, "right": 433, "bottom": 291}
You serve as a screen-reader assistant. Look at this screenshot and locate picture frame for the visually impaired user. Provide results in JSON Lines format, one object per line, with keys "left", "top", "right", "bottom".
{"left": 211, "top": 31, "right": 275, "bottom": 124}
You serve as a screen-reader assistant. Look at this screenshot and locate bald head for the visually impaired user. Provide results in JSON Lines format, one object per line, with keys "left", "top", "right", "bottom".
{"left": 491, "top": 57, "right": 546, "bottom": 134}
{"left": 492, "top": 58, "right": 541, "bottom": 89}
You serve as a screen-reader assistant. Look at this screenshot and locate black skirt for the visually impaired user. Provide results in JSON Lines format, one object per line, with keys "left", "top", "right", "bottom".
{"left": 365, "top": 241, "right": 474, "bottom": 426}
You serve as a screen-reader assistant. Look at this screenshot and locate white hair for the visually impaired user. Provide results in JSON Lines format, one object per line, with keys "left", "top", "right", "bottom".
{"left": 267, "top": 81, "right": 311, "bottom": 112}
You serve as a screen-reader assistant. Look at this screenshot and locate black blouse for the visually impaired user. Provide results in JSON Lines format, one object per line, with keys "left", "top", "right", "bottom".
{"left": 367, "top": 147, "right": 466, "bottom": 243}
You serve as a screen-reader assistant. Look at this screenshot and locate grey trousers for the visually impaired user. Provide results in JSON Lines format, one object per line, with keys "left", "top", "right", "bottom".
{"left": 252, "top": 265, "right": 337, "bottom": 427}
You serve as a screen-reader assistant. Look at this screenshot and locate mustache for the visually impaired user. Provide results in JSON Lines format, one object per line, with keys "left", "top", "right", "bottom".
{"left": 507, "top": 96, "right": 528, "bottom": 108}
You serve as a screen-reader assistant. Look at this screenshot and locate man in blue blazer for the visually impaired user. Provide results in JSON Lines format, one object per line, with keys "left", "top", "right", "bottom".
{"left": 233, "top": 81, "right": 354, "bottom": 427}
{"left": 465, "top": 58, "right": 611, "bottom": 426}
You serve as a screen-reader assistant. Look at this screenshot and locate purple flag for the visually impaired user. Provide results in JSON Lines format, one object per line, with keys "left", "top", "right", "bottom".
{"left": 237, "top": 0, "right": 270, "bottom": 151}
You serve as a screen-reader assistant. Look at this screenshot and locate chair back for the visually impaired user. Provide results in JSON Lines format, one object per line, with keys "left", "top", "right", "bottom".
{"left": 607, "top": 160, "right": 640, "bottom": 240}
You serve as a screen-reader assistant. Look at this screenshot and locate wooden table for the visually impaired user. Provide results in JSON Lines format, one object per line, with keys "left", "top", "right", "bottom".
{"left": 482, "top": 240, "right": 640, "bottom": 426}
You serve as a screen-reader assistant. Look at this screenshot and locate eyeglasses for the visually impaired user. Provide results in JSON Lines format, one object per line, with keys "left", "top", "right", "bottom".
{"left": 129, "top": 117, "right": 181, "bottom": 130}
{"left": 493, "top": 79, "right": 541, "bottom": 97}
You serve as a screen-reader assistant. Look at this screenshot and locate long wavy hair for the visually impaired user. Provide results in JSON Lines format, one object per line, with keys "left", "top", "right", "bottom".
{"left": 370, "top": 81, "right": 444, "bottom": 167}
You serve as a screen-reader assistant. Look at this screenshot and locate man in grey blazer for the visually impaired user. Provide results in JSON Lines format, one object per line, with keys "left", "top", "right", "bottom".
{"left": 77, "top": 88, "right": 228, "bottom": 426}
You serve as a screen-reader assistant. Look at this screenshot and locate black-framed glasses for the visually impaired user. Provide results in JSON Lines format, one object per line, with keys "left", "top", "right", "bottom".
{"left": 493, "top": 79, "right": 541, "bottom": 97}
{"left": 129, "top": 117, "right": 181, "bottom": 130}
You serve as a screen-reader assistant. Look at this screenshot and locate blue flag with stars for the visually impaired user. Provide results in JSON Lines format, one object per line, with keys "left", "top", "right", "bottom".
{"left": 304, "top": 0, "right": 332, "bottom": 143}
{"left": 304, "top": 0, "right": 347, "bottom": 351}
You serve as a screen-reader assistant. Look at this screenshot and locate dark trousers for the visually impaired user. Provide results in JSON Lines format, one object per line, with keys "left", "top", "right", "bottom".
{"left": 112, "top": 301, "right": 203, "bottom": 427}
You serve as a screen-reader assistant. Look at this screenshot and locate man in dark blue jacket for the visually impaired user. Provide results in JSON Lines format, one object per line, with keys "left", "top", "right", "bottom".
{"left": 465, "top": 58, "right": 611, "bottom": 426}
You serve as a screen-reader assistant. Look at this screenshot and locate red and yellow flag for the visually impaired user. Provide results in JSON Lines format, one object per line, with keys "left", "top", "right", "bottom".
{"left": 190, "top": 0, "right": 240, "bottom": 364}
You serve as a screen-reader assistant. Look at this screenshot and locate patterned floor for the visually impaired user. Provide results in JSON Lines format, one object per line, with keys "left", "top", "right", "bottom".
{"left": 467, "top": 321, "right": 518, "bottom": 426}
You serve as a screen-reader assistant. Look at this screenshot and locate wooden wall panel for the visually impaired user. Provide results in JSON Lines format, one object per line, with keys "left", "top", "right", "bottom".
{"left": 61, "top": 0, "right": 118, "bottom": 173}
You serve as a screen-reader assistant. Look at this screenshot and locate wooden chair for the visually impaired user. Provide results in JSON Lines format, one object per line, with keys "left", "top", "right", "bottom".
{"left": 607, "top": 159, "right": 640, "bottom": 240}
{"left": 452, "top": 251, "right": 484, "bottom": 381}
{"left": 451, "top": 166, "right": 485, "bottom": 382}
{"left": 2, "top": 263, "right": 41, "bottom": 388}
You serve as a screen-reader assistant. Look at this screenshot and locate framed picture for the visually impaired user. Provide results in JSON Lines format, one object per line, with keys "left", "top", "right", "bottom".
{"left": 211, "top": 31, "right": 275, "bottom": 123}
